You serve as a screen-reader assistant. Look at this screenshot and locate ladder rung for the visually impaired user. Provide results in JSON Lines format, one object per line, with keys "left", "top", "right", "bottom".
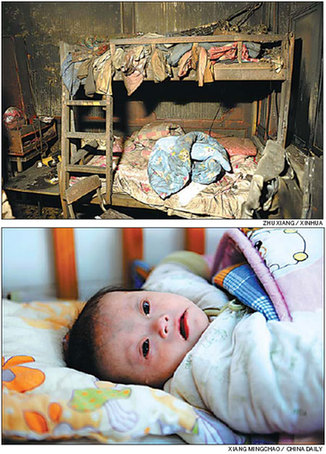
{"left": 66, "top": 164, "right": 107, "bottom": 174}
{"left": 66, "top": 100, "right": 107, "bottom": 106}
{"left": 66, "top": 132, "right": 107, "bottom": 140}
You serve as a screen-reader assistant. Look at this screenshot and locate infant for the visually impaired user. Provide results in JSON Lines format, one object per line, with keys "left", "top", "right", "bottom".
{"left": 64, "top": 252, "right": 323, "bottom": 435}
{"left": 64, "top": 250, "right": 219, "bottom": 388}
{"left": 64, "top": 287, "right": 210, "bottom": 388}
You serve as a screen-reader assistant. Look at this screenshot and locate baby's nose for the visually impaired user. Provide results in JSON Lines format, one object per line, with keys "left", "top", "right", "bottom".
{"left": 155, "top": 315, "right": 169, "bottom": 338}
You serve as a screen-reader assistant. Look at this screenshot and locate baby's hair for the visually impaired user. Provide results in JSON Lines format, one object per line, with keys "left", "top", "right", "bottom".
{"left": 64, "top": 286, "right": 142, "bottom": 379}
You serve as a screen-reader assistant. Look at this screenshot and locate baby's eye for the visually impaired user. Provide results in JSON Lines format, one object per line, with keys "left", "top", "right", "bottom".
{"left": 142, "top": 300, "right": 150, "bottom": 315}
{"left": 142, "top": 339, "right": 150, "bottom": 358}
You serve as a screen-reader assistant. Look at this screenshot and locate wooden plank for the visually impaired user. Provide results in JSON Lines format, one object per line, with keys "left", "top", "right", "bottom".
{"left": 4, "top": 164, "right": 60, "bottom": 196}
{"left": 111, "top": 192, "right": 155, "bottom": 209}
{"left": 60, "top": 42, "right": 70, "bottom": 219}
{"left": 52, "top": 228, "right": 78, "bottom": 300}
{"left": 213, "top": 66, "right": 286, "bottom": 81}
{"left": 105, "top": 94, "right": 113, "bottom": 204}
{"left": 277, "top": 33, "right": 295, "bottom": 146}
{"left": 112, "top": 63, "right": 286, "bottom": 82}
{"left": 66, "top": 164, "right": 107, "bottom": 174}
{"left": 66, "top": 132, "right": 107, "bottom": 140}
{"left": 185, "top": 228, "right": 205, "bottom": 254}
{"left": 65, "top": 175, "right": 101, "bottom": 204}
{"left": 66, "top": 100, "right": 107, "bottom": 106}
{"left": 122, "top": 229, "right": 143, "bottom": 287}
{"left": 111, "top": 34, "right": 285, "bottom": 45}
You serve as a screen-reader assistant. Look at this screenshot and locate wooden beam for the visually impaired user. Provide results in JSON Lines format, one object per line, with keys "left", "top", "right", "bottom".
{"left": 122, "top": 228, "right": 143, "bottom": 287}
{"left": 52, "top": 228, "right": 78, "bottom": 300}
{"left": 111, "top": 34, "right": 285, "bottom": 45}
{"left": 185, "top": 228, "right": 205, "bottom": 255}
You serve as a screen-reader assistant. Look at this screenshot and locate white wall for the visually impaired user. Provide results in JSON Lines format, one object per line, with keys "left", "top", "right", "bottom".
{"left": 206, "top": 228, "right": 227, "bottom": 256}
{"left": 2, "top": 228, "right": 56, "bottom": 300}
{"left": 143, "top": 228, "right": 185, "bottom": 266}
{"left": 143, "top": 228, "right": 227, "bottom": 265}
{"left": 2, "top": 228, "right": 228, "bottom": 301}
{"left": 74, "top": 228, "right": 123, "bottom": 301}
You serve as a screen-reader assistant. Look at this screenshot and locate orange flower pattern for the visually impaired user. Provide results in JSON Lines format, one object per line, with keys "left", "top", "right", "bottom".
{"left": 2, "top": 356, "right": 45, "bottom": 393}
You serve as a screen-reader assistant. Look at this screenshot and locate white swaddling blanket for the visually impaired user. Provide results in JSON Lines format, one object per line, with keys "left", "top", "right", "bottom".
{"left": 164, "top": 308, "right": 323, "bottom": 435}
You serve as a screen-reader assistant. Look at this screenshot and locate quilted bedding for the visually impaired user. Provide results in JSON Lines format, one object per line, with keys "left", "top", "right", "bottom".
{"left": 211, "top": 228, "right": 323, "bottom": 320}
{"left": 166, "top": 307, "right": 323, "bottom": 434}
{"left": 164, "top": 228, "right": 324, "bottom": 436}
{"left": 75, "top": 122, "right": 258, "bottom": 218}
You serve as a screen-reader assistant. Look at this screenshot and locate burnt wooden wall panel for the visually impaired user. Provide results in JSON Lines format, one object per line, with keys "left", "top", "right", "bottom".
{"left": 134, "top": 2, "right": 261, "bottom": 35}
{"left": 289, "top": 3, "right": 323, "bottom": 153}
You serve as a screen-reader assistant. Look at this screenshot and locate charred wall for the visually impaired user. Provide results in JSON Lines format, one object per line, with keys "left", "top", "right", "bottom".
{"left": 3, "top": 1, "right": 262, "bottom": 117}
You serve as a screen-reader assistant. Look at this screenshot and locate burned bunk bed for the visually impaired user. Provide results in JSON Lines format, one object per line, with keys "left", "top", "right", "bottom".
{"left": 59, "top": 33, "right": 294, "bottom": 219}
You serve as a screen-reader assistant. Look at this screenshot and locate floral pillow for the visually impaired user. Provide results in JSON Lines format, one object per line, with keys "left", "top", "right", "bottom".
{"left": 2, "top": 298, "right": 245, "bottom": 444}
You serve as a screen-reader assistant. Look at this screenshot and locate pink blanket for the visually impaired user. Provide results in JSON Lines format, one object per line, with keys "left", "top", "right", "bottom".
{"left": 211, "top": 228, "right": 323, "bottom": 321}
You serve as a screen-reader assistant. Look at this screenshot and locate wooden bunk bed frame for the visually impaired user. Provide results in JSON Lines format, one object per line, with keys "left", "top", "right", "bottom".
{"left": 59, "top": 33, "right": 294, "bottom": 218}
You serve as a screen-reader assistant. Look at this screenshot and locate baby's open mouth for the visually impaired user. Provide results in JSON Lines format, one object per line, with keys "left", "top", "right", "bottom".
{"left": 179, "top": 310, "right": 189, "bottom": 340}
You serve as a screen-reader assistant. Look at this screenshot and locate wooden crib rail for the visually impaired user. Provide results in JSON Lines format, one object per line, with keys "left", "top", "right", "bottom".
{"left": 52, "top": 228, "right": 205, "bottom": 299}
{"left": 52, "top": 228, "right": 78, "bottom": 300}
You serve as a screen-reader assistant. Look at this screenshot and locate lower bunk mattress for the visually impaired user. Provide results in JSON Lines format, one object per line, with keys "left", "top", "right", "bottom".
{"left": 72, "top": 122, "right": 259, "bottom": 218}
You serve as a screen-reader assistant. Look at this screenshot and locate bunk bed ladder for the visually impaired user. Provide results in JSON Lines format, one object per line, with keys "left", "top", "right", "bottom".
{"left": 60, "top": 43, "right": 113, "bottom": 217}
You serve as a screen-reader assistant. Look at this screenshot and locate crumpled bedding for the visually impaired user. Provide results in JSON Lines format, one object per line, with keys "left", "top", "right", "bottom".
{"left": 114, "top": 153, "right": 257, "bottom": 219}
{"left": 213, "top": 262, "right": 280, "bottom": 321}
{"left": 161, "top": 228, "right": 324, "bottom": 435}
{"left": 165, "top": 309, "right": 323, "bottom": 434}
{"left": 148, "top": 131, "right": 231, "bottom": 199}
{"left": 73, "top": 123, "right": 258, "bottom": 218}
{"left": 61, "top": 37, "right": 266, "bottom": 96}
{"left": 167, "top": 41, "right": 260, "bottom": 66}
{"left": 113, "top": 127, "right": 257, "bottom": 218}
{"left": 211, "top": 228, "right": 324, "bottom": 321}
{"left": 143, "top": 228, "right": 324, "bottom": 440}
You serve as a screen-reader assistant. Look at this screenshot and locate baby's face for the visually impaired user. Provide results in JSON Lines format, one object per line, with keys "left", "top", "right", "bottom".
{"left": 95, "top": 291, "right": 209, "bottom": 388}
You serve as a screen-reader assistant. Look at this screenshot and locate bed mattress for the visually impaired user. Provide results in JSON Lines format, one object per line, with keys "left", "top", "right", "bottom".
{"left": 73, "top": 124, "right": 259, "bottom": 218}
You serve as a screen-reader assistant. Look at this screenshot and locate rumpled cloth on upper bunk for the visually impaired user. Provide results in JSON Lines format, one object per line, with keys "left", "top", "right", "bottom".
{"left": 61, "top": 53, "right": 82, "bottom": 96}
{"left": 148, "top": 131, "right": 231, "bottom": 199}
{"left": 208, "top": 42, "right": 259, "bottom": 63}
{"left": 167, "top": 42, "right": 261, "bottom": 66}
{"left": 117, "top": 45, "right": 149, "bottom": 95}
{"left": 151, "top": 47, "right": 172, "bottom": 82}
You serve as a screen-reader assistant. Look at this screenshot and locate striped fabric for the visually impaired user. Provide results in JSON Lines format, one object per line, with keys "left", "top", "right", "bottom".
{"left": 213, "top": 262, "right": 279, "bottom": 321}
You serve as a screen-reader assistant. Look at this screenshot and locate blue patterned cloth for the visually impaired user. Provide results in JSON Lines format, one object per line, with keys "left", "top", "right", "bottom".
{"left": 148, "top": 131, "right": 231, "bottom": 199}
{"left": 61, "top": 53, "right": 81, "bottom": 96}
{"left": 212, "top": 263, "right": 280, "bottom": 321}
{"left": 131, "top": 259, "right": 152, "bottom": 289}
